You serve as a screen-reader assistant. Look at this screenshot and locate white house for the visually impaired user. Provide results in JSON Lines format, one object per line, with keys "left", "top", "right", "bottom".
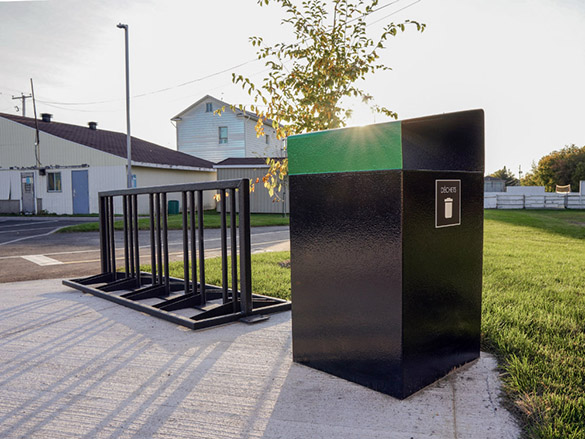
{"left": 0, "top": 112, "right": 216, "bottom": 215}
{"left": 173, "top": 95, "right": 285, "bottom": 163}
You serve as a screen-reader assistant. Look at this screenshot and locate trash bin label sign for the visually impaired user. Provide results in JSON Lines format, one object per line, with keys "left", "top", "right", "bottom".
{"left": 436, "top": 180, "right": 461, "bottom": 228}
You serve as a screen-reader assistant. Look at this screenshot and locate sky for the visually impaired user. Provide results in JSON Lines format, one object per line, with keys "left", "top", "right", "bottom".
{"left": 1, "top": 0, "right": 584, "bottom": 177}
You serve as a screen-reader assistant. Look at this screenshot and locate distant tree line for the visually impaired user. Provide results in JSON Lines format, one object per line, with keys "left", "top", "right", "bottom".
{"left": 521, "top": 144, "right": 585, "bottom": 192}
{"left": 488, "top": 166, "right": 519, "bottom": 186}
{"left": 490, "top": 145, "right": 585, "bottom": 192}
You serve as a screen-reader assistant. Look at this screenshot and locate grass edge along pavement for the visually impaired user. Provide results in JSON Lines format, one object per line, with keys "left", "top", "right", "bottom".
{"left": 58, "top": 211, "right": 289, "bottom": 232}
{"left": 144, "top": 209, "right": 584, "bottom": 439}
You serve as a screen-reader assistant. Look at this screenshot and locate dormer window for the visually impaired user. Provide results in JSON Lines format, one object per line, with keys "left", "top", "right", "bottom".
{"left": 206, "top": 103, "right": 213, "bottom": 112}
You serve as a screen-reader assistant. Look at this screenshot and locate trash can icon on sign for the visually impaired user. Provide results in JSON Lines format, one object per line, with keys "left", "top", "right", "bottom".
{"left": 436, "top": 179, "right": 461, "bottom": 228}
{"left": 444, "top": 197, "right": 453, "bottom": 219}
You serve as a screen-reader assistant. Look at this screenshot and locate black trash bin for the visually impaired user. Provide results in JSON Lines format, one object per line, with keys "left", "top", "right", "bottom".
{"left": 288, "top": 109, "right": 484, "bottom": 399}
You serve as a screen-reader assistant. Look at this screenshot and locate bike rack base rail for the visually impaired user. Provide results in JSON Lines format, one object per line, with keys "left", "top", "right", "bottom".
{"left": 63, "top": 275, "right": 290, "bottom": 330}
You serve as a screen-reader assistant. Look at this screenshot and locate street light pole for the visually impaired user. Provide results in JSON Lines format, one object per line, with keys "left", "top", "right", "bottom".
{"left": 117, "top": 23, "right": 132, "bottom": 189}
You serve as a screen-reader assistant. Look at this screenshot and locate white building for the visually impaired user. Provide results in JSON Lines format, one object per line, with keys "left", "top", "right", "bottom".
{"left": 214, "top": 157, "right": 289, "bottom": 214}
{"left": 173, "top": 95, "right": 285, "bottom": 163}
{"left": 0, "top": 112, "right": 216, "bottom": 215}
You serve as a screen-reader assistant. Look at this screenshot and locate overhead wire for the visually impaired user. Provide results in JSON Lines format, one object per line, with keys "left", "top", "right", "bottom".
{"left": 132, "top": 59, "right": 258, "bottom": 99}
{"left": 366, "top": 0, "right": 422, "bottom": 27}
{"left": 26, "top": 0, "right": 422, "bottom": 112}
{"left": 36, "top": 59, "right": 259, "bottom": 107}
{"left": 39, "top": 101, "right": 119, "bottom": 113}
{"left": 344, "top": 0, "right": 403, "bottom": 26}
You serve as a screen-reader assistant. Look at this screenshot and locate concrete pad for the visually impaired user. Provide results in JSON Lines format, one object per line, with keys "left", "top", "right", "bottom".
{"left": 0, "top": 279, "right": 520, "bottom": 439}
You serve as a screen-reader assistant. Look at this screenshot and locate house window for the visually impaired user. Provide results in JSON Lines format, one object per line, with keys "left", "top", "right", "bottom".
{"left": 265, "top": 134, "right": 270, "bottom": 144}
{"left": 219, "top": 126, "right": 228, "bottom": 144}
{"left": 206, "top": 103, "right": 213, "bottom": 112}
{"left": 47, "top": 172, "right": 62, "bottom": 192}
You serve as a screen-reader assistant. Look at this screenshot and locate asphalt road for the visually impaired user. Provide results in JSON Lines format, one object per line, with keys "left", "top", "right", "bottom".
{"left": 0, "top": 217, "right": 290, "bottom": 283}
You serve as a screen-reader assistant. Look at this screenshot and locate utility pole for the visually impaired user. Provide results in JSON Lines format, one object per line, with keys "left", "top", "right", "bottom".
{"left": 12, "top": 93, "right": 32, "bottom": 117}
{"left": 117, "top": 23, "right": 132, "bottom": 189}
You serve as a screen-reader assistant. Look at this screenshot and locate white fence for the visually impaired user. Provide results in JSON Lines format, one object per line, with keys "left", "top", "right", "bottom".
{"left": 485, "top": 193, "right": 585, "bottom": 209}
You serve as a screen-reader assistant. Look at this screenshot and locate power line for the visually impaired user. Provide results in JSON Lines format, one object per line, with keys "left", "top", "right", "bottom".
{"left": 132, "top": 59, "right": 257, "bottom": 99}
{"left": 37, "top": 58, "right": 259, "bottom": 107}
{"left": 371, "top": 0, "right": 405, "bottom": 14}
{"left": 39, "top": 101, "right": 119, "bottom": 113}
{"left": 36, "top": 96, "right": 119, "bottom": 106}
{"left": 367, "top": 0, "right": 422, "bottom": 27}
{"left": 344, "top": 0, "right": 404, "bottom": 26}
{"left": 23, "top": 0, "right": 423, "bottom": 111}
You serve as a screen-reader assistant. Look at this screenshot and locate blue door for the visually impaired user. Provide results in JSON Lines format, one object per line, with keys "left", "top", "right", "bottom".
{"left": 72, "top": 170, "right": 89, "bottom": 214}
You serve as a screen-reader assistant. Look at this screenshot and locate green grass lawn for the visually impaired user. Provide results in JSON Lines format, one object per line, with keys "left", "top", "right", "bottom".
{"left": 160, "top": 251, "right": 291, "bottom": 302}
{"left": 482, "top": 210, "right": 585, "bottom": 438}
{"left": 139, "top": 209, "right": 585, "bottom": 438}
{"left": 59, "top": 211, "right": 289, "bottom": 232}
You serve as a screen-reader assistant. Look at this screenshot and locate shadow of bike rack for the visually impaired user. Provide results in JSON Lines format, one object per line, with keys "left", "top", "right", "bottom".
{"left": 63, "top": 178, "right": 291, "bottom": 330}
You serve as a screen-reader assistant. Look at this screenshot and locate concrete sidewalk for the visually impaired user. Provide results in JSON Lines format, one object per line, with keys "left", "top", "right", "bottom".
{"left": 0, "top": 279, "right": 520, "bottom": 439}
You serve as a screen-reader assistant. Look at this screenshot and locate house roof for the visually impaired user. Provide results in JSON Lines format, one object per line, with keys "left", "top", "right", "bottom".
{"left": 215, "top": 157, "right": 268, "bottom": 168}
{"left": 214, "top": 157, "right": 286, "bottom": 168}
{"left": 0, "top": 112, "right": 215, "bottom": 170}
{"left": 172, "top": 94, "right": 278, "bottom": 128}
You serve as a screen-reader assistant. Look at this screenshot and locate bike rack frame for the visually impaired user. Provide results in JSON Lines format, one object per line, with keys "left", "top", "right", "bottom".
{"left": 63, "top": 178, "right": 290, "bottom": 330}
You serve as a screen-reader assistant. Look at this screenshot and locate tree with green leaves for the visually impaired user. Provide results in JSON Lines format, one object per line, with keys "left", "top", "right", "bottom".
{"left": 521, "top": 145, "right": 585, "bottom": 191}
{"left": 489, "top": 166, "right": 519, "bottom": 187}
{"left": 226, "top": 0, "right": 425, "bottom": 196}
{"left": 519, "top": 162, "right": 540, "bottom": 187}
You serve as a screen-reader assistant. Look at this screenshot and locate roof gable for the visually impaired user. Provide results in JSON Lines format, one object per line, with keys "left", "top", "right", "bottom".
{"left": 0, "top": 113, "right": 214, "bottom": 169}
{"left": 173, "top": 94, "right": 278, "bottom": 128}
{"left": 214, "top": 157, "right": 270, "bottom": 168}
{"left": 172, "top": 95, "right": 225, "bottom": 120}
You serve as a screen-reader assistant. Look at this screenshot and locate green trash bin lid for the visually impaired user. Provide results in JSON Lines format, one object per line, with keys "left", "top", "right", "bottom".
{"left": 288, "top": 121, "right": 402, "bottom": 176}
{"left": 287, "top": 110, "right": 484, "bottom": 175}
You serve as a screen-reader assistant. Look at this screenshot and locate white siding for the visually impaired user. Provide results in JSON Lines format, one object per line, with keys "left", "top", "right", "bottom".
{"left": 175, "top": 96, "right": 285, "bottom": 162}
{"left": 16, "top": 166, "right": 127, "bottom": 215}
{"left": 0, "top": 171, "right": 22, "bottom": 201}
{"left": 89, "top": 166, "right": 126, "bottom": 214}
{"left": 3, "top": 166, "right": 217, "bottom": 215}
{"left": 216, "top": 167, "right": 288, "bottom": 214}
{"left": 133, "top": 166, "right": 217, "bottom": 214}
{"left": 39, "top": 168, "right": 73, "bottom": 214}
{"left": 0, "top": 172, "right": 10, "bottom": 199}
{"left": 0, "top": 166, "right": 125, "bottom": 214}
{"left": 34, "top": 166, "right": 216, "bottom": 215}
{"left": 0, "top": 170, "right": 24, "bottom": 213}
{"left": 244, "top": 118, "right": 285, "bottom": 158}
{"left": 177, "top": 97, "right": 245, "bottom": 162}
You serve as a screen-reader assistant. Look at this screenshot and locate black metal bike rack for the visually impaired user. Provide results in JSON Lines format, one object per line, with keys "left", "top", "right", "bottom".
{"left": 63, "top": 178, "right": 290, "bottom": 330}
